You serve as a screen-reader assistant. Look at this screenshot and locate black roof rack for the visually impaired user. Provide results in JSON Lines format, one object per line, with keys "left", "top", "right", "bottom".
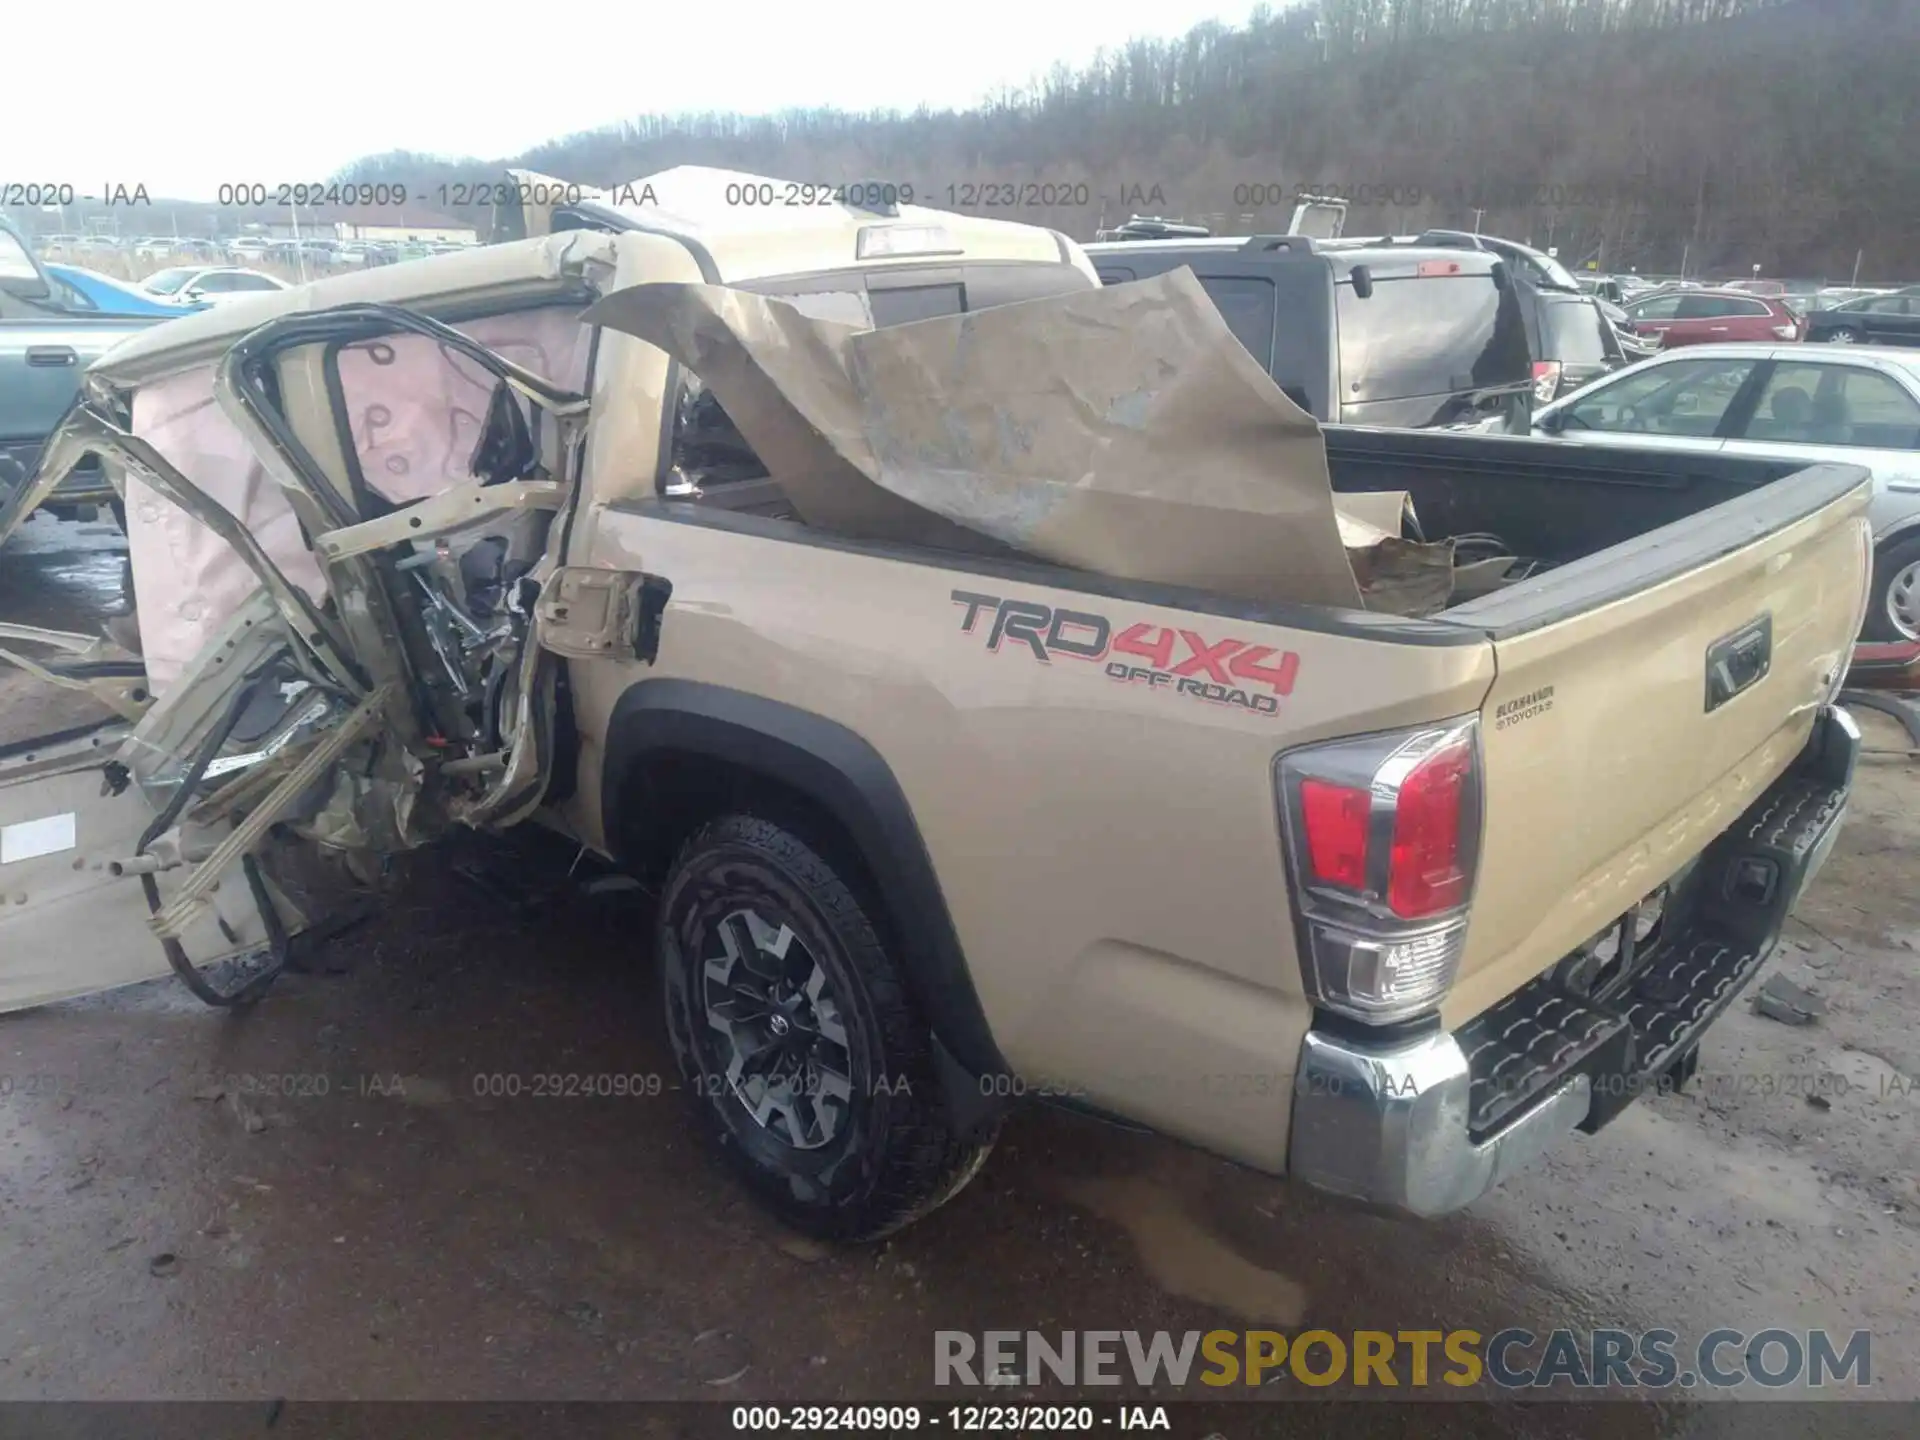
{"left": 1103, "top": 215, "right": 1212, "bottom": 240}
{"left": 1412, "top": 229, "right": 1493, "bottom": 252}
{"left": 1238, "top": 235, "right": 1318, "bottom": 255}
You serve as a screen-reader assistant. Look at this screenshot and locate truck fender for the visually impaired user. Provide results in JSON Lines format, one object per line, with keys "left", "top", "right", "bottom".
{"left": 600, "top": 679, "right": 1010, "bottom": 1136}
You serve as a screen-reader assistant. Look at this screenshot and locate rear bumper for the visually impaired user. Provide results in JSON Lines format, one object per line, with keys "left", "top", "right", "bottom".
{"left": 1287, "top": 704, "right": 1858, "bottom": 1217}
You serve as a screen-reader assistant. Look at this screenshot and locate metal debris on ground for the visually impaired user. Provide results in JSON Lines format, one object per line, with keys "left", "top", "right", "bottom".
{"left": 1754, "top": 973, "right": 1827, "bottom": 1026}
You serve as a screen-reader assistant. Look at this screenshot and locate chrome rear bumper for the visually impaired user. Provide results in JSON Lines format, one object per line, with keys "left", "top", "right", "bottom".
{"left": 1288, "top": 1028, "right": 1590, "bottom": 1217}
{"left": 1287, "top": 705, "right": 1858, "bottom": 1217}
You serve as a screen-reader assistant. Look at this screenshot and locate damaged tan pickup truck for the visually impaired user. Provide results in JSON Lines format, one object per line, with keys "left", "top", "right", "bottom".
{"left": 0, "top": 172, "right": 1875, "bottom": 1240}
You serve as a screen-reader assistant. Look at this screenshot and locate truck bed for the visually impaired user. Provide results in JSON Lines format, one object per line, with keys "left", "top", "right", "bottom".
{"left": 1325, "top": 423, "right": 1808, "bottom": 567}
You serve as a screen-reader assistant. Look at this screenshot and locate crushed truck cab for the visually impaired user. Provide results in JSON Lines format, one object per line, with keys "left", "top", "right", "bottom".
{"left": 0, "top": 170, "right": 1873, "bottom": 1239}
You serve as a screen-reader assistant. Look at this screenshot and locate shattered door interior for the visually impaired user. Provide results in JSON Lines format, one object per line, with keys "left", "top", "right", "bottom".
{"left": 5, "top": 302, "right": 594, "bottom": 1006}
{"left": 333, "top": 309, "right": 595, "bottom": 507}
{"left": 126, "top": 307, "right": 594, "bottom": 694}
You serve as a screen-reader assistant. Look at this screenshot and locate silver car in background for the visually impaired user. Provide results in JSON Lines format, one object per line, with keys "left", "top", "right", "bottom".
{"left": 1532, "top": 342, "right": 1920, "bottom": 639}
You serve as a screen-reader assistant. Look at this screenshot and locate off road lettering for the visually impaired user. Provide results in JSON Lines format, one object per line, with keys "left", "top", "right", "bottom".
{"left": 1172, "top": 677, "right": 1280, "bottom": 714}
{"left": 953, "top": 590, "right": 1298, "bottom": 717}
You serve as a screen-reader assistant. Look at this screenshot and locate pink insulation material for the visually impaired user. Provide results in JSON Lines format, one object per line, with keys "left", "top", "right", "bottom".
{"left": 125, "top": 308, "right": 592, "bottom": 694}
{"left": 125, "top": 367, "right": 330, "bottom": 694}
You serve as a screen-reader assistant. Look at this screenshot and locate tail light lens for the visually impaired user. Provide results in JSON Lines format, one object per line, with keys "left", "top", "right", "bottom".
{"left": 1277, "top": 719, "right": 1482, "bottom": 1023}
{"left": 1386, "top": 733, "right": 1473, "bottom": 917}
{"left": 1299, "top": 780, "right": 1370, "bottom": 888}
{"left": 1771, "top": 323, "right": 1800, "bottom": 340}
{"left": 1531, "top": 361, "right": 1563, "bottom": 402}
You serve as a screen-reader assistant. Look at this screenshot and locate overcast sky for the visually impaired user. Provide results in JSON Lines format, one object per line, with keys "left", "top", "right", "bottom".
{"left": 5, "top": 0, "right": 1262, "bottom": 201}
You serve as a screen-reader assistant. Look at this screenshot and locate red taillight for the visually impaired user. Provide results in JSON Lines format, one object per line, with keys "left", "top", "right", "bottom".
{"left": 1300, "top": 779, "right": 1371, "bottom": 889}
{"left": 1277, "top": 719, "right": 1480, "bottom": 1024}
{"left": 1532, "top": 360, "right": 1563, "bottom": 402}
{"left": 1386, "top": 736, "right": 1473, "bottom": 917}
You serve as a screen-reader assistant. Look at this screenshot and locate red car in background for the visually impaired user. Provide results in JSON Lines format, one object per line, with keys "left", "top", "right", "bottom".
{"left": 1620, "top": 287, "right": 1804, "bottom": 349}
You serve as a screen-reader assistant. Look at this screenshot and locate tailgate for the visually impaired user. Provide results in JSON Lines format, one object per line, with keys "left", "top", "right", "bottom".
{"left": 1442, "top": 461, "right": 1871, "bottom": 1022}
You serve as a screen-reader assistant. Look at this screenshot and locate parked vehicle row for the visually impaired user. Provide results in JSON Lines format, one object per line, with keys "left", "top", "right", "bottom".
{"left": 1620, "top": 287, "right": 1805, "bottom": 348}
{"left": 40, "top": 261, "right": 289, "bottom": 316}
{"left": 135, "top": 265, "right": 289, "bottom": 308}
{"left": 32, "top": 233, "right": 476, "bottom": 270}
{"left": 42, "top": 264, "right": 187, "bottom": 318}
{"left": 0, "top": 219, "right": 165, "bottom": 521}
{"left": 1533, "top": 343, "right": 1920, "bottom": 638}
{"left": 1616, "top": 284, "right": 1920, "bottom": 351}
{"left": 1803, "top": 289, "right": 1920, "bottom": 347}
{"left": 1577, "top": 273, "right": 1660, "bottom": 305}
{"left": 0, "top": 223, "right": 294, "bottom": 525}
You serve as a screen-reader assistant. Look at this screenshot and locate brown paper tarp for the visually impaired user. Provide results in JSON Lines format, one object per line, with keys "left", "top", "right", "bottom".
{"left": 585, "top": 268, "right": 1454, "bottom": 613}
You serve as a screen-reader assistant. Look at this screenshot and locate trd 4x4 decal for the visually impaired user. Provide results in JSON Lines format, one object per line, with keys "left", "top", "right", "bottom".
{"left": 952, "top": 590, "right": 1299, "bottom": 717}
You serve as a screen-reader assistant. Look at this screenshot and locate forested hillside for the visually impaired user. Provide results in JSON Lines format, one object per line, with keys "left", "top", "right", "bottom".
{"left": 357, "top": 0, "right": 1917, "bottom": 275}
{"left": 26, "top": 0, "right": 1917, "bottom": 278}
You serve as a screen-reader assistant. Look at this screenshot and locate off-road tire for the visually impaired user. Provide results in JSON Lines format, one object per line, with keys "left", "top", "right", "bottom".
{"left": 659, "top": 812, "right": 996, "bottom": 1241}
{"left": 1862, "top": 533, "right": 1920, "bottom": 642}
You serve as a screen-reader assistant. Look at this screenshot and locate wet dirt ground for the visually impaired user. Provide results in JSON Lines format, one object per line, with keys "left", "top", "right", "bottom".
{"left": 1, "top": 516, "right": 1916, "bottom": 1435}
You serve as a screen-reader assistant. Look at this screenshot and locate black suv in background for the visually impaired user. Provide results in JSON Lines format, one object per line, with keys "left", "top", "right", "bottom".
{"left": 1377, "top": 230, "right": 1628, "bottom": 402}
{"left": 1085, "top": 234, "right": 1536, "bottom": 430}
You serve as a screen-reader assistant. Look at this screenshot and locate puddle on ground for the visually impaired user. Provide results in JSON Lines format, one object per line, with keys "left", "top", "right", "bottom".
{"left": 1055, "top": 1174, "right": 1307, "bottom": 1325}
{"left": 0, "top": 520, "right": 133, "bottom": 632}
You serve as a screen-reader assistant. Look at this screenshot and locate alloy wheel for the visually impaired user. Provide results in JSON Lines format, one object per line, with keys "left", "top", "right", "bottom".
{"left": 1888, "top": 560, "right": 1920, "bottom": 641}
{"left": 698, "top": 907, "right": 854, "bottom": 1150}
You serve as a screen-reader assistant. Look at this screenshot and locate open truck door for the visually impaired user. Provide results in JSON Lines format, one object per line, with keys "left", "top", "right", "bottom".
{"left": 0, "top": 696, "right": 304, "bottom": 1012}
{"left": 0, "top": 282, "right": 598, "bottom": 1012}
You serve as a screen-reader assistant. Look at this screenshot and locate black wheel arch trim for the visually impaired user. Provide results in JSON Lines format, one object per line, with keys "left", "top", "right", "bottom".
{"left": 1871, "top": 521, "right": 1920, "bottom": 555}
{"left": 603, "top": 678, "right": 1011, "bottom": 1088}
